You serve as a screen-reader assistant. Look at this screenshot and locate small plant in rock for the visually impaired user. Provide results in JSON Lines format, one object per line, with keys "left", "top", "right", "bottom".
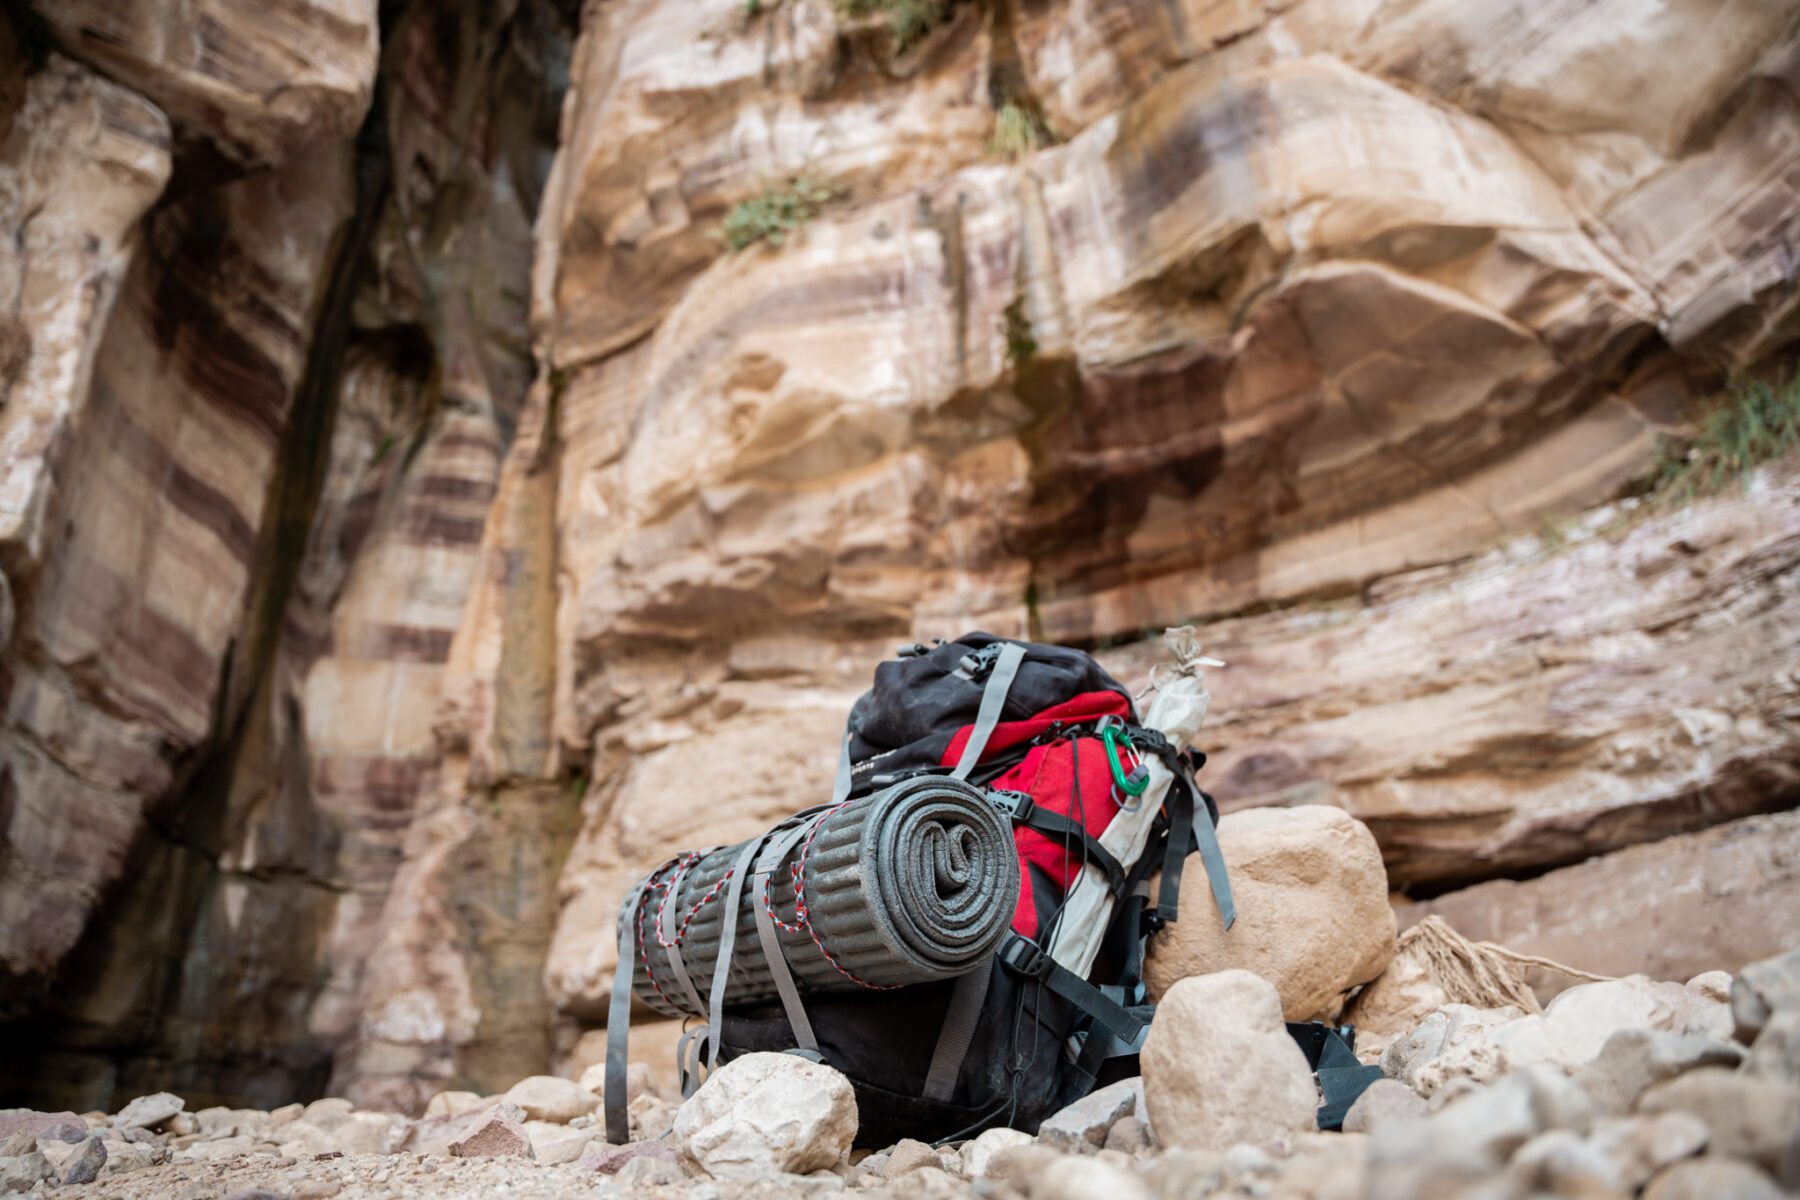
{"left": 988, "top": 101, "right": 1051, "bottom": 161}
{"left": 720, "top": 175, "right": 839, "bottom": 251}
{"left": 1003, "top": 296, "right": 1037, "bottom": 364}
{"left": 835, "top": 0, "right": 956, "bottom": 53}
{"left": 1652, "top": 370, "right": 1800, "bottom": 504}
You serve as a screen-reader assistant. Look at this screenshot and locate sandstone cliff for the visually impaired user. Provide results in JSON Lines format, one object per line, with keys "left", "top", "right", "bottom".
{"left": 1, "top": 0, "right": 1797, "bottom": 1111}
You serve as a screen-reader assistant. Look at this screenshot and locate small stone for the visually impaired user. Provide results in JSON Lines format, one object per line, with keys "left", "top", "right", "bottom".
{"left": 1732, "top": 949, "right": 1800, "bottom": 1044}
{"left": 0, "top": 1151, "right": 50, "bottom": 1193}
{"left": 448, "top": 1111, "right": 535, "bottom": 1159}
{"left": 114, "top": 1093, "right": 186, "bottom": 1131}
{"left": 501, "top": 1075, "right": 600, "bottom": 1124}
{"left": 1573, "top": 1027, "right": 1746, "bottom": 1114}
{"left": 1688, "top": 971, "right": 1733, "bottom": 1003}
{"left": 1381, "top": 1004, "right": 1525, "bottom": 1098}
{"left": 1746, "top": 1010, "right": 1800, "bottom": 1083}
{"left": 60, "top": 1136, "right": 106, "bottom": 1185}
{"left": 174, "top": 1133, "right": 257, "bottom": 1162}
{"left": 882, "top": 1138, "right": 939, "bottom": 1176}
{"left": 267, "top": 1104, "right": 305, "bottom": 1128}
{"left": 628, "top": 1092, "right": 676, "bottom": 1141}
{"left": 1102, "top": 1115, "right": 1153, "bottom": 1156}
{"left": 580, "top": 1139, "right": 678, "bottom": 1175}
{"left": 1342, "top": 1079, "right": 1427, "bottom": 1134}
{"left": 672, "top": 1052, "right": 857, "bottom": 1179}
{"left": 0, "top": 1111, "right": 86, "bottom": 1144}
{"left": 98, "top": 1140, "right": 165, "bottom": 1176}
{"left": 423, "top": 1091, "right": 484, "bottom": 1119}
{"left": 305, "top": 1098, "right": 354, "bottom": 1120}
{"left": 615, "top": 1153, "right": 684, "bottom": 1185}
{"left": 1491, "top": 976, "right": 1725, "bottom": 1074}
{"left": 1637, "top": 1067, "right": 1800, "bottom": 1170}
{"left": 984, "top": 1143, "right": 1063, "bottom": 1193}
{"left": 0, "top": 1137, "right": 30, "bottom": 1159}
{"left": 1142, "top": 971, "right": 1319, "bottom": 1152}
{"left": 523, "top": 1120, "right": 591, "bottom": 1165}
{"left": 577, "top": 1060, "right": 652, "bottom": 1103}
{"left": 1642, "top": 1157, "right": 1783, "bottom": 1200}
{"left": 960, "top": 1127, "right": 1032, "bottom": 1178}
{"left": 1588, "top": 1112, "right": 1710, "bottom": 1192}
{"left": 1033, "top": 1153, "right": 1151, "bottom": 1200}
{"left": 222, "top": 1190, "right": 288, "bottom": 1200}
{"left": 292, "top": 1181, "right": 341, "bottom": 1199}
{"left": 166, "top": 1112, "right": 197, "bottom": 1136}
{"left": 1038, "top": 1078, "right": 1142, "bottom": 1154}
{"left": 1507, "top": 1128, "right": 1621, "bottom": 1196}
{"left": 1140, "top": 1149, "right": 1224, "bottom": 1196}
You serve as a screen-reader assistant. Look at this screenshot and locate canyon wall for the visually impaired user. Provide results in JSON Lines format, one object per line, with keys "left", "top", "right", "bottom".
{"left": 2, "top": 0, "right": 1798, "bottom": 1110}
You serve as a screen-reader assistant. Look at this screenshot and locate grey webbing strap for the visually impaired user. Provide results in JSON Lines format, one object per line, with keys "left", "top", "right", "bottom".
{"left": 706, "top": 833, "right": 771, "bottom": 1072}
{"left": 656, "top": 871, "right": 708, "bottom": 1020}
{"left": 831, "top": 736, "right": 853, "bottom": 804}
{"left": 951, "top": 642, "right": 1027, "bottom": 780}
{"left": 675, "top": 1024, "right": 701, "bottom": 1097}
{"left": 753, "top": 822, "right": 820, "bottom": 1051}
{"left": 1192, "top": 806, "right": 1236, "bottom": 930}
{"left": 603, "top": 883, "right": 646, "bottom": 1145}
{"left": 922, "top": 965, "right": 992, "bottom": 1101}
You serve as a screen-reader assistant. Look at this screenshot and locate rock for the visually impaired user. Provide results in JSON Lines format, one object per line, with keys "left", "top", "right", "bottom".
{"left": 59, "top": 1136, "right": 105, "bottom": 1185}
{"left": 1038, "top": 1078, "right": 1142, "bottom": 1154}
{"left": 616, "top": 1153, "right": 685, "bottom": 1186}
{"left": 424, "top": 1091, "right": 485, "bottom": 1119}
{"left": 0, "top": 1152, "right": 50, "bottom": 1193}
{"left": 1642, "top": 1158, "right": 1784, "bottom": 1200}
{"left": 881, "top": 1139, "right": 939, "bottom": 1177}
{"left": 1142, "top": 970, "right": 1319, "bottom": 1152}
{"left": 1141, "top": 1149, "right": 1225, "bottom": 1197}
{"left": 1145, "top": 807, "right": 1395, "bottom": 1021}
{"left": 0, "top": 1111, "right": 86, "bottom": 1144}
{"left": 98, "top": 1139, "right": 164, "bottom": 1176}
{"left": 1573, "top": 1028, "right": 1747, "bottom": 1115}
{"left": 114, "top": 1093, "right": 185, "bottom": 1131}
{"left": 1588, "top": 1112, "right": 1710, "bottom": 1192}
{"left": 577, "top": 1060, "right": 652, "bottom": 1104}
{"left": 1733, "top": 949, "right": 1800, "bottom": 1044}
{"left": 1034, "top": 1154, "right": 1152, "bottom": 1200}
{"left": 0, "top": 1137, "right": 28, "bottom": 1160}
{"left": 1366, "top": 1068, "right": 1568, "bottom": 1199}
{"left": 174, "top": 1134, "right": 258, "bottom": 1162}
{"left": 1636, "top": 1068, "right": 1800, "bottom": 1170}
{"left": 1746, "top": 1011, "right": 1800, "bottom": 1083}
{"left": 960, "top": 1127, "right": 1033, "bottom": 1178}
{"left": 581, "top": 1139, "right": 679, "bottom": 1175}
{"left": 1381, "top": 1004, "right": 1527, "bottom": 1098}
{"left": 628, "top": 1093, "right": 677, "bottom": 1142}
{"left": 1508, "top": 1128, "right": 1622, "bottom": 1197}
{"left": 1102, "top": 1115, "right": 1154, "bottom": 1156}
{"left": 1342, "top": 1079, "right": 1428, "bottom": 1134}
{"left": 448, "top": 1110, "right": 536, "bottom": 1159}
{"left": 1492, "top": 976, "right": 1726, "bottom": 1074}
{"left": 1688, "top": 972, "right": 1733, "bottom": 1004}
{"left": 501, "top": 1075, "right": 600, "bottom": 1123}
{"left": 268, "top": 1104, "right": 305, "bottom": 1128}
{"left": 673, "top": 1052, "right": 857, "bottom": 1178}
{"left": 523, "top": 1120, "right": 592, "bottom": 1165}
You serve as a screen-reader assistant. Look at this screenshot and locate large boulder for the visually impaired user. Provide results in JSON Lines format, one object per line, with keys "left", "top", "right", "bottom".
{"left": 672, "top": 1052, "right": 857, "bottom": 1179}
{"left": 1146, "top": 806, "right": 1395, "bottom": 1021}
{"left": 1141, "top": 970, "right": 1319, "bottom": 1152}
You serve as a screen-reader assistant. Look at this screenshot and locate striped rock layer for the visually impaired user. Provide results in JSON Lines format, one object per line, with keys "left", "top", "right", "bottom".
{"left": 0, "top": 0, "right": 1798, "bottom": 1113}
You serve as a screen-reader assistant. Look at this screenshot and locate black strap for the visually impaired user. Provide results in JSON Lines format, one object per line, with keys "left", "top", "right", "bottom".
{"left": 998, "top": 934, "right": 1143, "bottom": 1044}
{"left": 989, "top": 791, "right": 1126, "bottom": 890}
{"left": 921, "top": 964, "right": 992, "bottom": 1102}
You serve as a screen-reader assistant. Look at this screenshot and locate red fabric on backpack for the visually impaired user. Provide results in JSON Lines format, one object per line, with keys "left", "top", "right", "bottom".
{"left": 937, "top": 690, "right": 1134, "bottom": 939}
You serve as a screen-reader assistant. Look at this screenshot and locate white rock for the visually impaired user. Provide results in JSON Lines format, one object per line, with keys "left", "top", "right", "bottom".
{"left": 424, "top": 1091, "right": 485, "bottom": 1119}
{"left": 1492, "top": 976, "right": 1726, "bottom": 1073}
{"left": 1686, "top": 971, "right": 1732, "bottom": 1004}
{"left": 673, "top": 1052, "right": 857, "bottom": 1179}
{"left": 964, "top": 1129, "right": 1036, "bottom": 1180}
{"left": 524, "top": 1121, "right": 592, "bottom": 1165}
{"left": 1033, "top": 1154, "right": 1152, "bottom": 1200}
{"left": 577, "top": 1060, "right": 652, "bottom": 1102}
{"left": 1381, "top": 1004, "right": 1526, "bottom": 1098}
{"left": 113, "top": 1093, "right": 184, "bottom": 1131}
{"left": 501, "top": 1075, "right": 600, "bottom": 1124}
{"left": 1037, "top": 1078, "right": 1141, "bottom": 1154}
{"left": 1141, "top": 970, "right": 1318, "bottom": 1152}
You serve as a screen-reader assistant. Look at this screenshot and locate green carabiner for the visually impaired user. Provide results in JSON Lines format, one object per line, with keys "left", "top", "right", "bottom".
{"left": 1102, "top": 724, "right": 1149, "bottom": 796}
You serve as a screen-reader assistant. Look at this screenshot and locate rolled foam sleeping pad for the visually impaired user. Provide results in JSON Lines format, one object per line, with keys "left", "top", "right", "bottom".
{"left": 623, "top": 775, "right": 1019, "bottom": 1016}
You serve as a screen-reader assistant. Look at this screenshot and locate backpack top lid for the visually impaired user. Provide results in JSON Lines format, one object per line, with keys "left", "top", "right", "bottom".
{"left": 844, "top": 633, "right": 1137, "bottom": 787}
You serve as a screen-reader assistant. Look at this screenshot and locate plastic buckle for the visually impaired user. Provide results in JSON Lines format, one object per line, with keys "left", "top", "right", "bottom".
{"left": 999, "top": 935, "right": 1052, "bottom": 979}
{"left": 988, "top": 789, "right": 1036, "bottom": 822}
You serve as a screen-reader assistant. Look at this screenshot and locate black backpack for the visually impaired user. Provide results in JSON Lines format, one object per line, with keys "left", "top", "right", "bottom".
{"left": 604, "top": 633, "right": 1236, "bottom": 1146}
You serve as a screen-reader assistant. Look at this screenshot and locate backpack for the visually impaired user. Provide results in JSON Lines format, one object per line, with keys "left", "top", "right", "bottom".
{"left": 603, "top": 632, "right": 1237, "bottom": 1147}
